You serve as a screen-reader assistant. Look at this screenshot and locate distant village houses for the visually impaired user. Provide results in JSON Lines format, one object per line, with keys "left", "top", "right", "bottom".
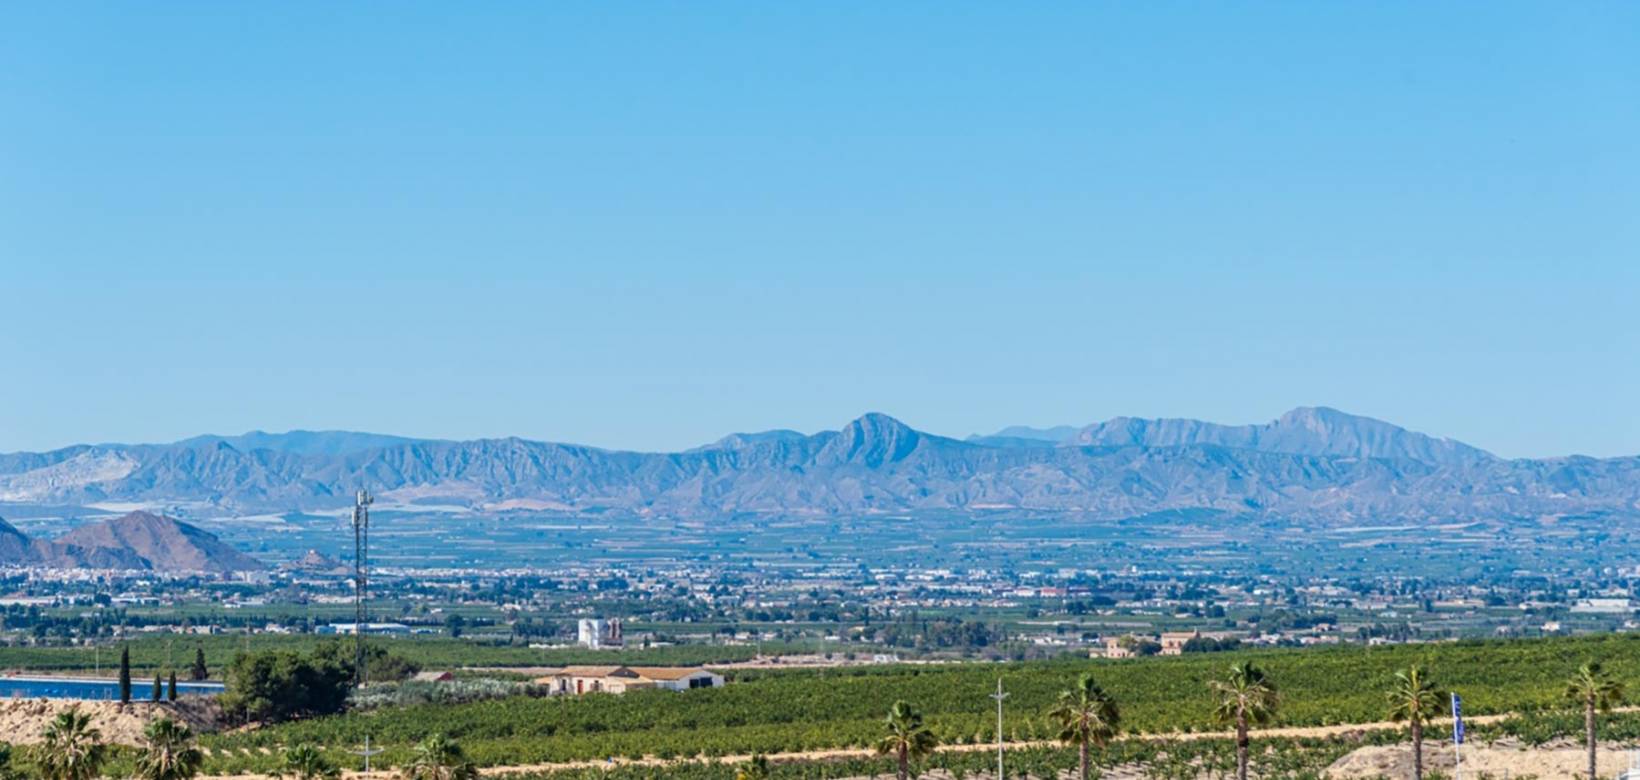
{"left": 536, "top": 665, "right": 723, "bottom": 695}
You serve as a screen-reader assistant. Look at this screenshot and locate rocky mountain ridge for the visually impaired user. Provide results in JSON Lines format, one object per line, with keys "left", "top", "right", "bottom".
{"left": 969, "top": 406, "right": 1493, "bottom": 464}
{"left": 1, "top": 408, "right": 1635, "bottom": 523}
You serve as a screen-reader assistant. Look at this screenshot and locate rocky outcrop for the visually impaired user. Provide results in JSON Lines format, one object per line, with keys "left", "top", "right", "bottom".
{"left": 0, "top": 512, "right": 263, "bottom": 573}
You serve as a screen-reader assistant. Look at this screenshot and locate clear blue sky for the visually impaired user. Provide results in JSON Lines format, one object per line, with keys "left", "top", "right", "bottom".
{"left": 3, "top": 3, "right": 1637, "bottom": 458}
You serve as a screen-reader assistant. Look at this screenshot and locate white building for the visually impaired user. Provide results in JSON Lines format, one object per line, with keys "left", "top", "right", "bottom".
{"left": 320, "top": 622, "right": 412, "bottom": 636}
{"left": 578, "top": 618, "right": 623, "bottom": 648}
{"left": 537, "top": 665, "right": 723, "bottom": 695}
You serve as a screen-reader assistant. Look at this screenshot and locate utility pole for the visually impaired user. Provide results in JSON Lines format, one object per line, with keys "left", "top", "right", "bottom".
{"left": 352, "top": 488, "right": 373, "bottom": 686}
{"left": 991, "top": 677, "right": 1008, "bottom": 780}
{"left": 1451, "top": 691, "right": 1465, "bottom": 780}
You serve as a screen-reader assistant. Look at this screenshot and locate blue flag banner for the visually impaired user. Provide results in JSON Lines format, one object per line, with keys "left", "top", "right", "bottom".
{"left": 1451, "top": 692, "right": 1464, "bottom": 745}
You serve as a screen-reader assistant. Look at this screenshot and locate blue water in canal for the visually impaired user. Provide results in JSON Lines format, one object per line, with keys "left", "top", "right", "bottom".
{"left": 0, "top": 676, "right": 223, "bottom": 700}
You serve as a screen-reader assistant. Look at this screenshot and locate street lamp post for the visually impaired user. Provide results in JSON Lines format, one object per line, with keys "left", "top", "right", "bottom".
{"left": 350, "top": 735, "right": 383, "bottom": 775}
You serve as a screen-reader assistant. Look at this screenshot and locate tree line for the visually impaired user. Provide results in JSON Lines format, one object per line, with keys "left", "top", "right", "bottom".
{"left": 111, "top": 647, "right": 211, "bottom": 706}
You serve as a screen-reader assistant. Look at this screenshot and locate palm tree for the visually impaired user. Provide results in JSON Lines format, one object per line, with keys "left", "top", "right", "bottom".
{"left": 1386, "top": 665, "right": 1442, "bottom": 780}
{"left": 133, "top": 718, "right": 204, "bottom": 780}
{"left": 0, "top": 744, "right": 24, "bottom": 780}
{"left": 1048, "top": 674, "right": 1120, "bottom": 780}
{"left": 734, "top": 754, "right": 772, "bottom": 780}
{"left": 1209, "top": 661, "right": 1278, "bottom": 780}
{"left": 34, "top": 707, "right": 107, "bottom": 780}
{"left": 273, "top": 744, "right": 340, "bottom": 780}
{"left": 875, "top": 701, "right": 940, "bottom": 780}
{"left": 399, "top": 734, "right": 477, "bottom": 780}
{"left": 1566, "top": 662, "right": 1624, "bottom": 780}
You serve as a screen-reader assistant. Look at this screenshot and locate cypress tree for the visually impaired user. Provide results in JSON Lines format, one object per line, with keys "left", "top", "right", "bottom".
{"left": 118, "top": 646, "right": 131, "bottom": 704}
{"left": 151, "top": 673, "right": 162, "bottom": 702}
{"left": 168, "top": 670, "right": 178, "bottom": 701}
{"left": 190, "top": 647, "right": 209, "bottom": 681}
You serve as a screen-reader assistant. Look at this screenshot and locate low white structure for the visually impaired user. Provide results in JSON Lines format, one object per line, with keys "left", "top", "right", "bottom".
{"left": 1619, "top": 749, "right": 1640, "bottom": 780}
{"left": 536, "top": 665, "right": 723, "bottom": 695}
{"left": 319, "top": 622, "right": 412, "bottom": 635}
{"left": 1571, "top": 598, "right": 1633, "bottom": 614}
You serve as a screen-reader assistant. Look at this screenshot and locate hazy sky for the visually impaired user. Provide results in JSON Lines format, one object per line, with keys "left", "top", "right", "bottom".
{"left": 3, "top": 3, "right": 1637, "bottom": 458}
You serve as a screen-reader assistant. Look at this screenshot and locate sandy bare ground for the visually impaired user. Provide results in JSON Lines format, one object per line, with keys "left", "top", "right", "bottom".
{"left": 1328, "top": 737, "right": 1637, "bottom": 779}
{"left": 0, "top": 698, "right": 219, "bottom": 745}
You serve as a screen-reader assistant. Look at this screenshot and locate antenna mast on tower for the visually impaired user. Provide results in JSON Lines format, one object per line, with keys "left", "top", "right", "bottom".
{"left": 351, "top": 488, "right": 373, "bottom": 685}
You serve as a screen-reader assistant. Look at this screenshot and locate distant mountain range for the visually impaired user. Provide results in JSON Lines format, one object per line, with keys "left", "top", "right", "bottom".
{"left": 966, "top": 407, "right": 1494, "bottom": 464}
{"left": 1, "top": 408, "right": 1637, "bottom": 523}
{"left": 0, "top": 511, "right": 265, "bottom": 573}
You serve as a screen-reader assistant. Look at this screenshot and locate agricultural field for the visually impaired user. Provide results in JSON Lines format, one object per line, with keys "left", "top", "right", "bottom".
{"left": 196, "top": 632, "right": 1640, "bottom": 774}
{"left": 491, "top": 737, "right": 1368, "bottom": 780}
{"left": 0, "top": 635, "right": 793, "bottom": 677}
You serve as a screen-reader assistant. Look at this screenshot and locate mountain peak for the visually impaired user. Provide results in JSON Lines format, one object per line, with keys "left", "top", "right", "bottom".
{"left": 1276, "top": 406, "right": 1357, "bottom": 428}
{"left": 175, "top": 430, "right": 419, "bottom": 456}
{"left": 1280, "top": 405, "right": 1345, "bottom": 419}
{"left": 115, "top": 510, "right": 168, "bottom": 525}
{"left": 822, "top": 413, "right": 926, "bottom": 466}
{"left": 848, "top": 412, "right": 915, "bottom": 434}
{"left": 1065, "top": 407, "right": 1494, "bottom": 463}
{"left": 688, "top": 429, "right": 808, "bottom": 452}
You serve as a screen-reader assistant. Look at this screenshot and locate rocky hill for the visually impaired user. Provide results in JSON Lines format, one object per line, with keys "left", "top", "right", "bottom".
{"left": 0, "top": 408, "right": 1637, "bottom": 524}
{"left": 0, "top": 512, "right": 264, "bottom": 573}
{"left": 285, "top": 548, "right": 349, "bottom": 575}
